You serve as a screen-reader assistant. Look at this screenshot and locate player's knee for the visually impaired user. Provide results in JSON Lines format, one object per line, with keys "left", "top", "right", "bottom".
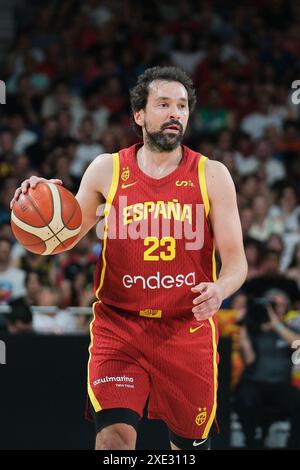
{"left": 95, "top": 423, "right": 137, "bottom": 450}
{"left": 169, "top": 430, "right": 211, "bottom": 450}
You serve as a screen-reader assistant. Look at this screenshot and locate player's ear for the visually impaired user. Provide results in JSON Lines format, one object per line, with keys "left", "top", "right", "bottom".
{"left": 134, "top": 109, "right": 144, "bottom": 128}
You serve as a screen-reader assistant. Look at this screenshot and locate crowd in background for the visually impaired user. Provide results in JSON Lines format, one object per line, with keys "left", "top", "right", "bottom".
{"left": 0, "top": 0, "right": 300, "bottom": 336}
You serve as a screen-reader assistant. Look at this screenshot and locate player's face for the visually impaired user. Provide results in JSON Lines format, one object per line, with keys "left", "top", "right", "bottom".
{"left": 140, "top": 80, "right": 189, "bottom": 151}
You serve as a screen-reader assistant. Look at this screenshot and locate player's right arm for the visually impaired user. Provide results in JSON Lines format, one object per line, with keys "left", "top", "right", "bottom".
{"left": 10, "top": 153, "right": 113, "bottom": 248}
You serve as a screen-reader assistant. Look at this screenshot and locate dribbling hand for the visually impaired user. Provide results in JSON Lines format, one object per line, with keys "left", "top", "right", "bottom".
{"left": 10, "top": 176, "right": 63, "bottom": 209}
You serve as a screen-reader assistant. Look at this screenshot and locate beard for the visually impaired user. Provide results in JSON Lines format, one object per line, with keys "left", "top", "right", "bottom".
{"left": 144, "top": 120, "right": 184, "bottom": 151}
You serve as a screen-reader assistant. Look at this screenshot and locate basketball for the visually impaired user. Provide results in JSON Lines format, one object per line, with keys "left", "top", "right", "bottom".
{"left": 10, "top": 182, "right": 82, "bottom": 255}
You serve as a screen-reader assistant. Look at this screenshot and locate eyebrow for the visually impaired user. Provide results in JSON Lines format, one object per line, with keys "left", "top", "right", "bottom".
{"left": 155, "top": 96, "right": 188, "bottom": 102}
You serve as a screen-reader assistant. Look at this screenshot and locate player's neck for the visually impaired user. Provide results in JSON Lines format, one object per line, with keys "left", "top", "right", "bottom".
{"left": 137, "top": 144, "right": 183, "bottom": 178}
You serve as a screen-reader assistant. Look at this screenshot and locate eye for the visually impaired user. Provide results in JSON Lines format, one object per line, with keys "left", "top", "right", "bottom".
{"left": 159, "top": 103, "right": 168, "bottom": 107}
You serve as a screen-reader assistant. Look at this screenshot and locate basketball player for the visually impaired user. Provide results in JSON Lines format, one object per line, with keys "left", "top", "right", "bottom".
{"left": 11, "top": 66, "right": 247, "bottom": 450}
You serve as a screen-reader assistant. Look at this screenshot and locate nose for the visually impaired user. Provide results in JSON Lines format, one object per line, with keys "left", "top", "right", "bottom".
{"left": 168, "top": 103, "right": 181, "bottom": 120}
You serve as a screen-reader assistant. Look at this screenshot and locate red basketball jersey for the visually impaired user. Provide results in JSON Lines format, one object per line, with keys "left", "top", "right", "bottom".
{"left": 93, "top": 143, "right": 216, "bottom": 319}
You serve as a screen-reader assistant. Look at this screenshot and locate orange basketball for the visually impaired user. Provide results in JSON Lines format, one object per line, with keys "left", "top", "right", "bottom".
{"left": 11, "top": 182, "right": 82, "bottom": 255}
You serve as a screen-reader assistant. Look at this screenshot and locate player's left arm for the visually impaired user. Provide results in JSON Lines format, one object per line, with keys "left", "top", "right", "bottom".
{"left": 191, "top": 160, "right": 248, "bottom": 321}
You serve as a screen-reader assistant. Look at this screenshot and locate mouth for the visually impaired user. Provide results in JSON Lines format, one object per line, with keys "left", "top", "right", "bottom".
{"left": 164, "top": 125, "right": 181, "bottom": 132}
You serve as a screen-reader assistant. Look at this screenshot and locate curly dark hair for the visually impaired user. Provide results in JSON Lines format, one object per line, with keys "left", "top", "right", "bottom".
{"left": 129, "top": 66, "right": 197, "bottom": 135}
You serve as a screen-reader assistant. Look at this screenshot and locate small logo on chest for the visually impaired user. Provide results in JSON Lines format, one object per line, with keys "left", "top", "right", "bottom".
{"left": 121, "top": 181, "right": 137, "bottom": 189}
{"left": 176, "top": 180, "right": 194, "bottom": 187}
{"left": 121, "top": 166, "right": 130, "bottom": 181}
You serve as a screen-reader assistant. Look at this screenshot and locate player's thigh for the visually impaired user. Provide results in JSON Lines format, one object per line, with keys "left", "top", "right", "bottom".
{"left": 88, "top": 304, "right": 151, "bottom": 417}
{"left": 148, "top": 317, "right": 218, "bottom": 440}
{"left": 88, "top": 331, "right": 150, "bottom": 417}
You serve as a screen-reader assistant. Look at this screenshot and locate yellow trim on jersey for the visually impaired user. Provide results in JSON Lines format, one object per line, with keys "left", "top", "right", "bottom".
{"left": 201, "top": 243, "right": 217, "bottom": 438}
{"left": 87, "top": 152, "right": 120, "bottom": 413}
{"left": 199, "top": 155, "right": 216, "bottom": 284}
{"left": 87, "top": 301, "right": 102, "bottom": 412}
{"left": 202, "top": 316, "right": 218, "bottom": 439}
{"left": 212, "top": 244, "right": 217, "bottom": 282}
{"left": 198, "top": 156, "right": 210, "bottom": 217}
{"left": 95, "top": 152, "right": 120, "bottom": 299}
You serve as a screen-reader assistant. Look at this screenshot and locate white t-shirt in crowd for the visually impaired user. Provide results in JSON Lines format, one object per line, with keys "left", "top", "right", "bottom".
{"left": 0, "top": 267, "right": 26, "bottom": 303}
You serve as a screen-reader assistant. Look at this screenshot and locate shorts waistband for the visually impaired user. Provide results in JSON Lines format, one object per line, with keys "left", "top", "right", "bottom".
{"left": 97, "top": 301, "right": 192, "bottom": 319}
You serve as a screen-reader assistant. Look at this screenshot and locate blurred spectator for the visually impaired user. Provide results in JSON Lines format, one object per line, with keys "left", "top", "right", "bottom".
{"left": 17, "top": 251, "right": 56, "bottom": 286}
{"left": 238, "top": 174, "right": 260, "bottom": 207}
{"left": 229, "top": 291, "right": 247, "bottom": 322}
{"left": 266, "top": 233, "right": 284, "bottom": 255}
{"left": 286, "top": 243, "right": 300, "bottom": 288}
{"left": 244, "top": 238, "right": 264, "bottom": 281}
{"left": 270, "top": 185, "right": 300, "bottom": 234}
{"left": 265, "top": 232, "right": 287, "bottom": 270}
{"left": 83, "top": 90, "right": 110, "bottom": 138}
{"left": 240, "top": 94, "right": 284, "bottom": 140}
{"left": 82, "top": 0, "right": 114, "bottom": 27}
{"left": 6, "top": 271, "right": 41, "bottom": 334}
{"left": 98, "top": 76, "right": 128, "bottom": 115}
{"left": 218, "top": 291, "right": 248, "bottom": 388}
{"left": 254, "top": 139, "right": 286, "bottom": 186}
{"left": 25, "top": 117, "right": 59, "bottom": 169}
{"left": 6, "top": 303, "right": 32, "bottom": 334}
{"left": 58, "top": 236, "right": 97, "bottom": 307}
{"left": 56, "top": 109, "right": 73, "bottom": 140}
{"left": 11, "top": 154, "right": 31, "bottom": 181}
{"left": 244, "top": 250, "right": 300, "bottom": 307}
{"left": 276, "top": 120, "right": 300, "bottom": 164}
{"left": 0, "top": 238, "right": 26, "bottom": 303}
{"left": 0, "top": 223, "right": 24, "bottom": 264}
{"left": 248, "top": 195, "right": 282, "bottom": 242}
{"left": 234, "top": 132, "right": 257, "bottom": 177}
{"left": 41, "top": 81, "right": 85, "bottom": 127}
{"left": 171, "top": 31, "right": 204, "bottom": 74}
{"left": 193, "top": 88, "right": 235, "bottom": 135}
{"left": 0, "top": 130, "right": 16, "bottom": 181}
{"left": 230, "top": 82, "right": 256, "bottom": 123}
{"left": 234, "top": 289, "right": 300, "bottom": 449}
{"left": 240, "top": 206, "right": 254, "bottom": 239}
{"left": 218, "top": 150, "right": 240, "bottom": 184}
{"left": 70, "top": 115, "right": 104, "bottom": 177}
{"left": 32, "top": 285, "right": 77, "bottom": 334}
{"left": 53, "top": 152, "right": 80, "bottom": 193}
{"left": 8, "top": 73, "right": 43, "bottom": 126}
{"left": 8, "top": 112, "right": 38, "bottom": 155}
{"left": 269, "top": 185, "right": 300, "bottom": 271}
{"left": 0, "top": 178, "right": 19, "bottom": 225}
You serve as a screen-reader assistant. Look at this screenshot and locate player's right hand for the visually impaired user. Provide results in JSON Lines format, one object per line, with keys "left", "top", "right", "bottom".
{"left": 10, "top": 176, "right": 63, "bottom": 209}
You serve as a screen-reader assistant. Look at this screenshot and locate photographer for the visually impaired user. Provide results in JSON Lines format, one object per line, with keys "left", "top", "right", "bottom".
{"left": 234, "top": 289, "right": 300, "bottom": 449}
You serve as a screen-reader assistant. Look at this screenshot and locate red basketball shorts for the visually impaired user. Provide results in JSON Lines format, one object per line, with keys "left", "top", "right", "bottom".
{"left": 88, "top": 301, "right": 219, "bottom": 439}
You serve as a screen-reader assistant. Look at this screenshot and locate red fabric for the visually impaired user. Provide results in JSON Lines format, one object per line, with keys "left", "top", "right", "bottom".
{"left": 94, "top": 143, "right": 215, "bottom": 319}
{"left": 88, "top": 302, "right": 219, "bottom": 438}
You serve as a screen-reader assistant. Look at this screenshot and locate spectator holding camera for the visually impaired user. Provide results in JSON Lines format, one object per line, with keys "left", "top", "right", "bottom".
{"left": 244, "top": 249, "right": 300, "bottom": 308}
{"left": 234, "top": 289, "right": 300, "bottom": 449}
